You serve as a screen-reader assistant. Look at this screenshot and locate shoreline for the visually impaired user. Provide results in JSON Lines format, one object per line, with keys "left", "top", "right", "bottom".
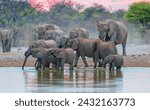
{"left": 0, "top": 52, "right": 150, "bottom": 67}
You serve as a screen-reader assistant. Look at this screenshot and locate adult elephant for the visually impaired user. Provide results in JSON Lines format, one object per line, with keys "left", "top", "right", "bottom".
{"left": 96, "top": 19, "right": 127, "bottom": 55}
{"left": 69, "top": 28, "right": 89, "bottom": 39}
{"left": 22, "top": 40, "right": 57, "bottom": 70}
{"left": 92, "top": 40, "right": 118, "bottom": 68}
{"left": 37, "top": 23, "right": 62, "bottom": 39}
{"left": 0, "top": 29, "right": 12, "bottom": 52}
{"left": 67, "top": 38, "right": 98, "bottom": 67}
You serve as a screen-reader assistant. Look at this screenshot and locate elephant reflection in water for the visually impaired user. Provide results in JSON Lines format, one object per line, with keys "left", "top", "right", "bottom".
{"left": 63, "top": 68, "right": 123, "bottom": 89}
{"left": 93, "top": 68, "right": 123, "bottom": 92}
{"left": 94, "top": 68, "right": 123, "bottom": 82}
{"left": 37, "top": 69, "right": 64, "bottom": 85}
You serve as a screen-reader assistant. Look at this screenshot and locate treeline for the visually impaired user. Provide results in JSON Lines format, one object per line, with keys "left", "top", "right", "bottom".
{"left": 0, "top": 0, "right": 125, "bottom": 28}
{"left": 0, "top": 0, "right": 150, "bottom": 46}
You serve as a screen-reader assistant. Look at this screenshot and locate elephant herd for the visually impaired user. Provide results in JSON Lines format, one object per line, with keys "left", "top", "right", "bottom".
{"left": 22, "top": 19, "right": 127, "bottom": 71}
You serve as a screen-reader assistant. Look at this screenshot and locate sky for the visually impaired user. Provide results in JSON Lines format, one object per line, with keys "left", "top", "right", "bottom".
{"left": 28, "top": 0, "right": 150, "bottom": 12}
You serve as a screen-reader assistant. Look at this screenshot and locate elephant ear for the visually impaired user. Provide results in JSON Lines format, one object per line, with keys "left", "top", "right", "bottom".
{"left": 92, "top": 41, "right": 97, "bottom": 52}
{"left": 71, "top": 39, "right": 79, "bottom": 50}
{"left": 54, "top": 49, "right": 64, "bottom": 59}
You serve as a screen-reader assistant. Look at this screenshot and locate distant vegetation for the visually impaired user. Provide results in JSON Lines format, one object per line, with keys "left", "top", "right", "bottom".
{"left": 0, "top": 0, "right": 150, "bottom": 46}
{"left": 125, "top": 1, "right": 150, "bottom": 37}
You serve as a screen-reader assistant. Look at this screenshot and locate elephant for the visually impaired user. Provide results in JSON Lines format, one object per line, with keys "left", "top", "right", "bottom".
{"left": 47, "top": 48, "right": 75, "bottom": 70}
{"left": 67, "top": 38, "right": 99, "bottom": 67}
{"left": 22, "top": 40, "right": 57, "bottom": 70}
{"left": 96, "top": 19, "right": 127, "bottom": 55}
{"left": 92, "top": 40, "right": 118, "bottom": 68}
{"left": 37, "top": 23, "right": 62, "bottom": 39}
{"left": 43, "top": 30, "right": 68, "bottom": 48}
{"left": 69, "top": 28, "right": 89, "bottom": 39}
{"left": 103, "top": 54, "right": 124, "bottom": 71}
{"left": 22, "top": 48, "right": 58, "bottom": 70}
{"left": 0, "top": 29, "right": 12, "bottom": 52}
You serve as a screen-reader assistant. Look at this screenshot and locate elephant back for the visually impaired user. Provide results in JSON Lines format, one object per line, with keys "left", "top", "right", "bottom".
{"left": 69, "top": 28, "right": 89, "bottom": 39}
{"left": 98, "top": 41, "right": 117, "bottom": 60}
{"left": 29, "top": 40, "right": 57, "bottom": 49}
{"left": 37, "top": 23, "right": 63, "bottom": 40}
{"left": 0, "top": 29, "right": 12, "bottom": 40}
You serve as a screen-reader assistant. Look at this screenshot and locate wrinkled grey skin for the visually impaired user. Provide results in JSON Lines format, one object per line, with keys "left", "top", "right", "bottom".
{"left": 67, "top": 38, "right": 98, "bottom": 67}
{"left": 44, "top": 30, "right": 64, "bottom": 40}
{"left": 92, "top": 40, "right": 118, "bottom": 68}
{"left": 37, "top": 24, "right": 68, "bottom": 48}
{"left": 22, "top": 40, "right": 57, "bottom": 70}
{"left": 103, "top": 54, "right": 124, "bottom": 71}
{"left": 97, "top": 19, "right": 127, "bottom": 55}
{"left": 69, "top": 28, "right": 89, "bottom": 39}
{"left": 37, "top": 23, "right": 61, "bottom": 39}
{"left": 0, "top": 29, "right": 12, "bottom": 52}
{"left": 43, "top": 30, "right": 68, "bottom": 48}
{"left": 47, "top": 48, "right": 75, "bottom": 70}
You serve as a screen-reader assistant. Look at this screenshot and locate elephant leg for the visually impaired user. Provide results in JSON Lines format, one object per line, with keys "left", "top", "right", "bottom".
{"left": 122, "top": 40, "right": 127, "bottom": 56}
{"left": 69, "top": 62, "right": 74, "bottom": 70}
{"left": 41, "top": 59, "right": 46, "bottom": 69}
{"left": 110, "top": 63, "right": 115, "bottom": 71}
{"left": 93, "top": 55, "right": 96, "bottom": 68}
{"left": 74, "top": 53, "right": 80, "bottom": 67}
{"left": 2, "top": 40, "right": 6, "bottom": 52}
{"left": 81, "top": 55, "right": 89, "bottom": 67}
{"left": 98, "top": 59, "right": 103, "bottom": 67}
{"left": 116, "top": 66, "right": 121, "bottom": 71}
{"left": 6, "top": 40, "right": 9, "bottom": 52}
{"left": 34, "top": 59, "right": 39, "bottom": 68}
{"left": 7, "top": 40, "right": 11, "bottom": 52}
{"left": 103, "top": 62, "right": 106, "bottom": 69}
{"left": 109, "top": 63, "right": 112, "bottom": 71}
{"left": 55, "top": 59, "right": 61, "bottom": 70}
{"left": 36, "top": 60, "right": 41, "bottom": 70}
{"left": 60, "top": 59, "right": 65, "bottom": 71}
{"left": 93, "top": 53, "right": 98, "bottom": 68}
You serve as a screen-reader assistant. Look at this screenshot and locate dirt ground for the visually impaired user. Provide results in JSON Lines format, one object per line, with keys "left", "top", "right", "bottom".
{"left": 0, "top": 51, "right": 150, "bottom": 67}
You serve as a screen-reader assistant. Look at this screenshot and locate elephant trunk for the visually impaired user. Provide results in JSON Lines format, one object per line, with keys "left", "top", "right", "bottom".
{"left": 22, "top": 56, "right": 28, "bottom": 70}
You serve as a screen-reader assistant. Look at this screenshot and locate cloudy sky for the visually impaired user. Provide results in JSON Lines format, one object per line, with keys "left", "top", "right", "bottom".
{"left": 28, "top": 0, "right": 149, "bottom": 12}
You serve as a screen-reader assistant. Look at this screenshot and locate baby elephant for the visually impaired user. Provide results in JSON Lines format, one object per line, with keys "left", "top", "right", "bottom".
{"left": 47, "top": 48, "right": 75, "bottom": 70}
{"left": 103, "top": 54, "right": 124, "bottom": 71}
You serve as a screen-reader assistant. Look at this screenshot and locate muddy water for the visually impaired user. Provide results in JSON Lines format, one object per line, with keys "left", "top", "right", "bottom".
{"left": 0, "top": 67, "right": 150, "bottom": 93}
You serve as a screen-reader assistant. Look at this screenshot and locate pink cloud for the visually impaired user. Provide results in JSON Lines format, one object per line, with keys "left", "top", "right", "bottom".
{"left": 28, "top": 0, "right": 150, "bottom": 12}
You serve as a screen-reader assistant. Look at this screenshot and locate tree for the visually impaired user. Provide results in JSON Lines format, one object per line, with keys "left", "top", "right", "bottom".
{"left": 79, "top": 3, "right": 110, "bottom": 20}
{"left": 0, "top": 0, "right": 39, "bottom": 26}
{"left": 112, "top": 9, "right": 126, "bottom": 20}
{"left": 125, "top": 2, "right": 150, "bottom": 29}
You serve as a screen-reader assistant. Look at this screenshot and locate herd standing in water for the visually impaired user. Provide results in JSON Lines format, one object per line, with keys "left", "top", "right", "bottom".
{"left": 22, "top": 19, "right": 127, "bottom": 71}
{"left": 0, "top": 19, "right": 127, "bottom": 71}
